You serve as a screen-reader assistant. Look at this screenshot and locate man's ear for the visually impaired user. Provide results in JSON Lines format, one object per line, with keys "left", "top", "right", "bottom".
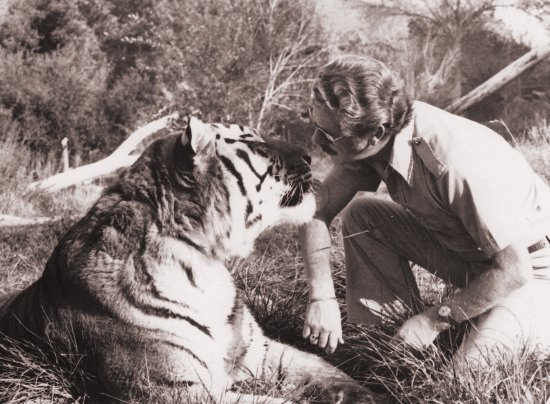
{"left": 367, "top": 126, "right": 386, "bottom": 146}
{"left": 375, "top": 125, "right": 386, "bottom": 139}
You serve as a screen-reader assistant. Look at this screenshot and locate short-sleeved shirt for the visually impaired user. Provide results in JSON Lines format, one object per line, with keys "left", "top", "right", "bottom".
{"left": 321, "top": 101, "right": 550, "bottom": 261}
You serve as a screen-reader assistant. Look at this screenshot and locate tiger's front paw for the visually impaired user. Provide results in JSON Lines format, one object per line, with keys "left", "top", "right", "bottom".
{"left": 304, "top": 383, "right": 378, "bottom": 404}
{"left": 326, "top": 385, "right": 378, "bottom": 404}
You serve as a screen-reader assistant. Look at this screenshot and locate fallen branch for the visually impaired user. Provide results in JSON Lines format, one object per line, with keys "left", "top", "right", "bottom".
{"left": 27, "top": 113, "right": 178, "bottom": 193}
{"left": 0, "top": 214, "right": 61, "bottom": 227}
{"left": 446, "top": 44, "right": 550, "bottom": 114}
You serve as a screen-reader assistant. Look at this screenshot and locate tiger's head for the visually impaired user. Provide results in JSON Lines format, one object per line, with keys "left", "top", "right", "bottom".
{"left": 158, "top": 116, "right": 315, "bottom": 259}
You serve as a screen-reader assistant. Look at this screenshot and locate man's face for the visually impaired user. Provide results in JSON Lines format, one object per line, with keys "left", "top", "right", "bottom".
{"left": 309, "top": 100, "right": 388, "bottom": 161}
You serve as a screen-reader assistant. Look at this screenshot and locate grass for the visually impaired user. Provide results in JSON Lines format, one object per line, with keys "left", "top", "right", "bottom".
{"left": 0, "top": 334, "right": 90, "bottom": 403}
{"left": 0, "top": 125, "right": 101, "bottom": 221}
{"left": 1, "top": 126, "right": 550, "bottom": 402}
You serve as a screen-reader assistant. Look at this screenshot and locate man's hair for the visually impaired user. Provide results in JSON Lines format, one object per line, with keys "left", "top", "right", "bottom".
{"left": 313, "top": 55, "right": 412, "bottom": 138}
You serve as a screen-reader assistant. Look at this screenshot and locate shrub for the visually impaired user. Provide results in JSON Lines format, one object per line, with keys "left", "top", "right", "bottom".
{"left": 0, "top": 0, "right": 324, "bottom": 165}
{"left": 0, "top": 45, "right": 111, "bottom": 159}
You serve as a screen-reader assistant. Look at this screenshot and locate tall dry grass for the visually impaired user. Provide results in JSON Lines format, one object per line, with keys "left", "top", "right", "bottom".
{"left": 0, "top": 122, "right": 101, "bottom": 220}
{"left": 0, "top": 333, "right": 89, "bottom": 403}
{"left": 0, "top": 122, "right": 46, "bottom": 218}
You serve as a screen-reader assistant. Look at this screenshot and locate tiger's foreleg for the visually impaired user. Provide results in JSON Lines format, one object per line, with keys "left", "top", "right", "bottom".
{"left": 259, "top": 339, "right": 377, "bottom": 403}
{"left": 228, "top": 311, "right": 376, "bottom": 403}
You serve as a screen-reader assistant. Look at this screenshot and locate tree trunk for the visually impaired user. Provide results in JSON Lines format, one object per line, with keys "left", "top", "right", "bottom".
{"left": 446, "top": 44, "right": 550, "bottom": 114}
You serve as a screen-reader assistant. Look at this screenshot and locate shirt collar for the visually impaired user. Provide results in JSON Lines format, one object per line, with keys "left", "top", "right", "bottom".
{"left": 387, "top": 106, "right": 416, "bottom": 184}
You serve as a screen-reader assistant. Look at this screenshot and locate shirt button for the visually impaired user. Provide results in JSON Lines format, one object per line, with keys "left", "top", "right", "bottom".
{"left": 410, "top": 138, "right": 422, "bottom": 146}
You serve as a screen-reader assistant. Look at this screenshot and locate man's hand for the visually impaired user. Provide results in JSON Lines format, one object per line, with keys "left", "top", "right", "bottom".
{"left": 395, "top": 307, "right": 450, "bottom": 350}
{"left": 303, "top": 299, "right": 344, "bottom": 354}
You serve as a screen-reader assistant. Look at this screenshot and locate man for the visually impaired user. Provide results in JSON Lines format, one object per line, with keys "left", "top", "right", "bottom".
{"left": 300, "top": 55, "right": 550, "bottom": 366}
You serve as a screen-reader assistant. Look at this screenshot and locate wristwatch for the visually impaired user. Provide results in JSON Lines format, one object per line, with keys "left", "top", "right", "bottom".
{"left": 437, "top": 305, "right": 459, "bottom": 327}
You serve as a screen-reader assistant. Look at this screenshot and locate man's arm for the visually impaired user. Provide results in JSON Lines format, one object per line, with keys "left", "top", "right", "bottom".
{"left": 397, "top": 241, "right": 531, "bottom": 349}
{"left": 300, "top": 218, "right": 342, "bottom": 353}
{"left": 395, "top": 113, "right": 546, "bottom": 348}
{"left": 301, "top": 218, "right": 337, "bottom": 301}
{"left": 300, "top": 165, "right": 376, "bottom": 353}
{"left": 442, "top": 241, "right": 531, "bottom": 321}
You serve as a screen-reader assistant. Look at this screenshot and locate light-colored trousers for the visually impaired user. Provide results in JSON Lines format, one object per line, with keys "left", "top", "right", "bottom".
{"left": 342, "top": 196, "right": 550, "bottom": 366}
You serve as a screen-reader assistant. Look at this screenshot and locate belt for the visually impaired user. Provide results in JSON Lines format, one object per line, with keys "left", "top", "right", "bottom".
{"left": 528, "top": 236, "right": 550, "bottom": 254}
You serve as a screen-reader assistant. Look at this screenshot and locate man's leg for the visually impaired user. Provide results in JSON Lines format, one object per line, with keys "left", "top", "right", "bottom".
{"left": 341, "top": 196, "right": 475, "bottom": 324}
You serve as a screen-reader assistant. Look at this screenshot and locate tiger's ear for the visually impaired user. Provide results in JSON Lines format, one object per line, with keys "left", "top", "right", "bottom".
{"left": 180, "top": 116, "right": 215, "bottom": 156}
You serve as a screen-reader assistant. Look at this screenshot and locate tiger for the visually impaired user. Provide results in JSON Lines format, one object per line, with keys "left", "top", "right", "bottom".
{"left": 0, "top": 116, "right": 375, "bottom": 403}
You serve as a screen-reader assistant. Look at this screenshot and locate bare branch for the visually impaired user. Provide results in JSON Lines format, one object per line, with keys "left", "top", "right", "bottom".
{"left": 0, "top": 214, "right": 62, "bottom": 227}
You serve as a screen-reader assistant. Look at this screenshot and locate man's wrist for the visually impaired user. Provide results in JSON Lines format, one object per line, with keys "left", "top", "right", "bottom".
{"left": 308, "top": 296, "right": 337, "bottom": 304}
{"left": 429, "top": 304, "right": 460, "bottom": 330}
{"left": 307, "top": 276, "right": 336, "bottom": 298}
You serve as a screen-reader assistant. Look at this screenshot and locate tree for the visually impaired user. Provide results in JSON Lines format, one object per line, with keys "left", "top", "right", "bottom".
{"left": 447, "top": 44, "right": 550, "bottom": 114}
{"left": 0, "top": 0, "right": 324, "bottom": 165}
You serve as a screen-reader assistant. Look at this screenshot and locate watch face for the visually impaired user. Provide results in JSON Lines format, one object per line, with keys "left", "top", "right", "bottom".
{"left": 438, "top": 305, "right": 452, "bottom": 317}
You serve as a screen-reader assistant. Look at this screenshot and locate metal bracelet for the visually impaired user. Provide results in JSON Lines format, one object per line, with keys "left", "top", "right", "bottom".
{"left": 308, "top": 296, "right": 337, "bottom": 304}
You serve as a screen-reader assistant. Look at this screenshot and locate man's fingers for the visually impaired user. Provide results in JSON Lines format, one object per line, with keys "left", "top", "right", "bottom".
{"left": 394, "top": 330, "right": 420, "bottom": 350}
{"left": 395, "top": 326, "right": 434, "bottom": 350}
{"left": 325, "top": 333, "right": 340, "bottom": 354}
{"left": 395, "top": 337, "right": 422, "bottom": 351}
{"left": 305, "top": 326, "right": 322, "bottom": 345}
{"left": 304, "top": 327, "right": 343, "bottom": 350}
{"left": 318, "top": 331, "right": 329, "bottom": 349}
{"left": 395, "top": 327, "right": 406, "bottom": 341}
{"left": 302, "top": 325, "right": 311, "bottom": 339}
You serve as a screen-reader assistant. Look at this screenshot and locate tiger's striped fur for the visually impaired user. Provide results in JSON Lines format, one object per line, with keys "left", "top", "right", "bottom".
{"left": 0, "top": 117, "right": 374, "bottom": 403}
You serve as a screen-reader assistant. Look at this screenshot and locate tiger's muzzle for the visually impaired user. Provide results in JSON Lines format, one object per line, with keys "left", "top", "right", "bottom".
{"left": 265, "top": 140, "right": 313, "bottom": 208}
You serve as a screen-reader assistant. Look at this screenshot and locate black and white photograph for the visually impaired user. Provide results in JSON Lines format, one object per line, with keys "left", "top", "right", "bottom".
{"left": 0, "top": 0, "right": 549, "bottom": 402}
